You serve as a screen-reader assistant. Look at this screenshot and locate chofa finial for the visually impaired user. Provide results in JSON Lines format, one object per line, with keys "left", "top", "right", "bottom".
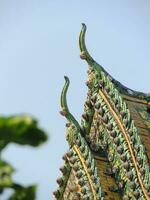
{"left": 79, "top": 23, "right": 110, "bottom": 75}
{"left": 60, "top": 76, "right": 81, "bottom": 132}
{"left": 79, "top": 23, "right": 94, "bottom": 63}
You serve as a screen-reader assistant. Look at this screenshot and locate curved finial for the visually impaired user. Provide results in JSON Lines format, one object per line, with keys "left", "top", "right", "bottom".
{"left": 79, "top": 24, "right": 150, "bottom": 102}
{"left": 79, "top": 23, "right": 94, "bottom": 63}
{"left": 60, "top": 76, "right": 81, "bottom": 131}
{"left": 79, "top": 23, "right": 105, "bottom": 74}
{"left": 60, "top": 76, "right": 70, "bottom": 114}
{"left": 79, "top": 23, "right": 112, "bottom": 75}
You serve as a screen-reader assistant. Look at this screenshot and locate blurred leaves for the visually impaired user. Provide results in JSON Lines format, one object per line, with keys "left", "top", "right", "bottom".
{"left": 0, "top": 160, "right": 14, "bottom": 193}
{"left": 8, "top": 185, "right": 36, "bottom": 200}
{"left": 0, "top": 114, "right": 48, "bottom": 199}
{"left": 0, "top": 115, "right": 48, "bottom": 150}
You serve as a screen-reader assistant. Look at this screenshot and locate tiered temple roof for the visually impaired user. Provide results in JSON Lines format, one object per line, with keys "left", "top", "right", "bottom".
{"left": 53, "top": 24, "right": 150, "bottom": 200}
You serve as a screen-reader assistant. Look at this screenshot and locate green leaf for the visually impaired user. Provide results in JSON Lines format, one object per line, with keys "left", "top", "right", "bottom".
{"left": 8, "top": 185, "right": 37, "bottom": 200}
{"left": 0, "top": 114, "right": 48, "bottom": 150}
{"left": 0, "top": 160, "right": 14, "bottom": 192}
{"left": 0, "top": 114, "right": 48, "bottom": 197}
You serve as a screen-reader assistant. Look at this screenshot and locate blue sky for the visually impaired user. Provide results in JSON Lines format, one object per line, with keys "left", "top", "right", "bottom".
{"left": 0, "top": 1, "right": 150, "bottom": 199}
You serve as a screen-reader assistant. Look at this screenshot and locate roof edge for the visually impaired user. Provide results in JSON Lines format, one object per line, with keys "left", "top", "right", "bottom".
{"left": 79, "top": 23, "right": 150, "bottom": 102}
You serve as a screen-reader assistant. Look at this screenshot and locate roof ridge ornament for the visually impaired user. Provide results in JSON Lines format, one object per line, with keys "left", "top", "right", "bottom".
{"left": 79, "top": 23, "right": 94, "bottom": 63}
{"left": 79, "top": 23, "right": 150, "bottom": 102}
{"left": 79, "top": 23, "right": 113, "bottom": 77}
{"left": 60, "top": 76, "right": 81, "bottom": 132}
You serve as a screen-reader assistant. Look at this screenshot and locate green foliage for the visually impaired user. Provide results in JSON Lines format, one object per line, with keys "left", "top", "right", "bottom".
{"left": 0, "top": 114, "right": 48, "bottom": 200}
{"left": 0, "top": 160, "right": 14, "bottom": 193}
{"left": 8, "top": 185, "right": 36, "bottom": 200}
{"left": 0, "top": 115, "right": 48, "bottom": 149}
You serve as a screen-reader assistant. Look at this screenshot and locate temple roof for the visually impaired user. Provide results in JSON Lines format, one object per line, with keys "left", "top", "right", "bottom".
{"left": 79, "top": 23, "right": 150, "bottom": 103}
{"left": 79, "top": 23, "right": 150, "bottom": 136}
{"left": 79, "top": 24, "right": 150, "bottom": 199}
{"left": 54, "top": 24, "right": 150, "bottom": 200}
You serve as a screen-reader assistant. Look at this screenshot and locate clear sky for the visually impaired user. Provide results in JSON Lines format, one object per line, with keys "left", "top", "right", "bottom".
{"left": 0, "top": 1, "right": 150, "bottom": 199}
